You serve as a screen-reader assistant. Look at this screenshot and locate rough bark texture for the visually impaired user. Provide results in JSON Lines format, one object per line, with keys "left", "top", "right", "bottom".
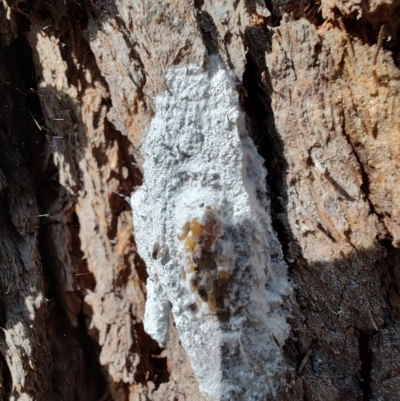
{"left": 0, "top": 0, "right": 399, "bottom": 400}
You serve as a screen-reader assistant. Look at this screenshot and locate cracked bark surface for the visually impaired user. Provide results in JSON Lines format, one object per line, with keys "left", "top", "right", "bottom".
{"left": 0, "top": 0, "right": 399, "bottom": 400}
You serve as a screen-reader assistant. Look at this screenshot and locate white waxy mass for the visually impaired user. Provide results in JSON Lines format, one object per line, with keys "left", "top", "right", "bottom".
{"left": 131, "top": 57, "right": 291, "bottom": 401}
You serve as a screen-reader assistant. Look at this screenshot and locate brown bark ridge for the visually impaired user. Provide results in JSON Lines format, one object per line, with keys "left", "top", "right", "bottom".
{"left": 0, "top": 0, "right": 399, "bottom": 400}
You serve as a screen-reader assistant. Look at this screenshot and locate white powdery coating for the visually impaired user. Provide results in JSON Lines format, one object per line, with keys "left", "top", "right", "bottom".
{"left": 131, "top": 57, "right": 291, "bottom": 401}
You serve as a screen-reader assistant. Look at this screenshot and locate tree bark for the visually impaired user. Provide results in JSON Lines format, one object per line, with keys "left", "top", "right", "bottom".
{"left": 0, "top": 0, "right": 399, "bottom": 400}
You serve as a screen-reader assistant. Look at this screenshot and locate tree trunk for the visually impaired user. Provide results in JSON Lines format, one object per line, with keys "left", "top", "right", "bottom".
{"left": 0, "top": 0, "right": 399, "bottom": 400}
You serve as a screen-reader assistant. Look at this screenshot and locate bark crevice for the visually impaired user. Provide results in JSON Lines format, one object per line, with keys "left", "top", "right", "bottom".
{"left": 241, "top": 26, "right": 292, "bottom": 259}
{"left": 358, "top": 330, "right": 372, "bottom": 401}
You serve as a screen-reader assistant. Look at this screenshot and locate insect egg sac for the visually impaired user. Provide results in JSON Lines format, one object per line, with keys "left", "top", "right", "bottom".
{"left": 131, "top": 56, "right": 291, "bottom": 401}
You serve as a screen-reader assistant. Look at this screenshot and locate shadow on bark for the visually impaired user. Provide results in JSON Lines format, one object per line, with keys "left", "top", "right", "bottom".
{"left": 0, "top": 2, "right": 165, "bottom": 399}
{"left": 0, "top": 18, "right": 112, "bottom": 399}
{"left": 241, "top": 15, "right": 400, "bottom": 401}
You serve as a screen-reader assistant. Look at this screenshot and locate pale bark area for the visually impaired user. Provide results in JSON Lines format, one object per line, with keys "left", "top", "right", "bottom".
{"left": 0, "top": 0, "right": 399, "bottom": 400}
